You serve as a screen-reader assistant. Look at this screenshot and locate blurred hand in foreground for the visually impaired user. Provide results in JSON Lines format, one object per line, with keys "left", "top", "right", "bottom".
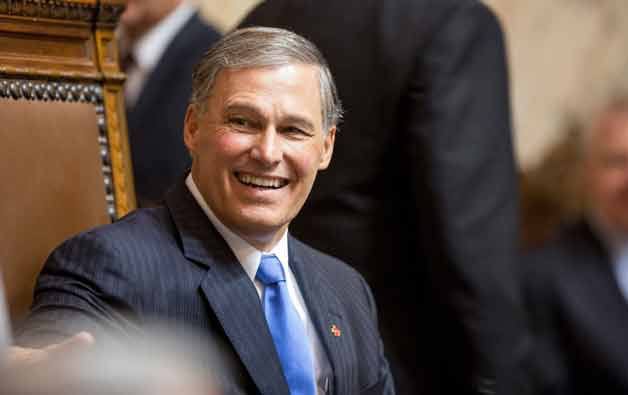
{"left": 6, "top": 331, "right": 94, "bottom": 366}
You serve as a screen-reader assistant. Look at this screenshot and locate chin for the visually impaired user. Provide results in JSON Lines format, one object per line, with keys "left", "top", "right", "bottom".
{"left": 235, "top": 212, "right": 289, "bottom": 234}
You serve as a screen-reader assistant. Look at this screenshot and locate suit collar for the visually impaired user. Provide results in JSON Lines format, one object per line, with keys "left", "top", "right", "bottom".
{"left": 560, "top": 219, "right": 628, "bottom": 325}
{"left": 165, "top": 179, "right": 290, "bottom": 394}
{"left": 564, "top": 220, "right": 611, "bottom": 264}
{"left": 165, "top": 176, "right": 230, "bottom": 267}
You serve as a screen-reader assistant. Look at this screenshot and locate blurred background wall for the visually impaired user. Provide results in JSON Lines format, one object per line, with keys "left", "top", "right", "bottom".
{"left": 485, "top": 0, "right": 628, "bottom": 169}
{"left": 199, "top": 0, "right": 261, "bottom": 32}
{"left": 198, "top": 0, "right": 628, "bottom": 170}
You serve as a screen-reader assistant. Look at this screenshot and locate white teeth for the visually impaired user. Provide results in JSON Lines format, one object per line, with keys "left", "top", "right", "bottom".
{"left": 237, "top": 173, "right": 284, "bottom": 189}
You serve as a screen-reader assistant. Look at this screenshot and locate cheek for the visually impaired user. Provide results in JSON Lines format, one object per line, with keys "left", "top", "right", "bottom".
{"left": 206, "top": 130, "right": 252, "bottom": 162}
{"left": 601, "top": 174, "right": 626, "bottom": 196}
{"left": 284, "top": 140, "right": 326, "bottom": 177}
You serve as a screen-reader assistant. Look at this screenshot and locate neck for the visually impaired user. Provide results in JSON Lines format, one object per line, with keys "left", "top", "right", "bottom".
{"left": 239, "top": 226, "right": 288, "bottom": 252}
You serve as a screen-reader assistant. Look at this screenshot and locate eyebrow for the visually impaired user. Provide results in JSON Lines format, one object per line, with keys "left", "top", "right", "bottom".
{"left": 223, "top": 103, "right": 262, "bottom": 117}
{"left": 281, "top": 115, "right": 316, "bottom": 132}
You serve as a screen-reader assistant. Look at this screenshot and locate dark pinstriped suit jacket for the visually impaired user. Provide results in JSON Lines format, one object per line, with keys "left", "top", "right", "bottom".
{"left": 17, "top": 179, "right": 394, "bottom": 394}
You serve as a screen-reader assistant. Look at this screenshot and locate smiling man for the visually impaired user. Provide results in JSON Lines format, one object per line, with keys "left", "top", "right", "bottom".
{"left": 185, "top": 61, "right": 334, "bottom": 251}
{"left": 13, "top": 27, "right": 394, "bottom": 395}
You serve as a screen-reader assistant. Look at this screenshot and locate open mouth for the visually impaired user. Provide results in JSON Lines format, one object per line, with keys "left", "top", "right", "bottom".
{"left": 235, "top": 172, "right": 289, "bottom": 190}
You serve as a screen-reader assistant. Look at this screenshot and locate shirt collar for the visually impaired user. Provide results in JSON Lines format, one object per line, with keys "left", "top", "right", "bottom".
{"left": 132, "top": 3, "right": 196, "bottom": 71}
{"left": 185, "top": 173, "right": 289, "bottom": 282}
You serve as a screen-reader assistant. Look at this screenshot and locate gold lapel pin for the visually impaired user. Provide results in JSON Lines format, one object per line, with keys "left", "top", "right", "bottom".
{"left": 330, "top": 324, "right": 341, "bottom": 337}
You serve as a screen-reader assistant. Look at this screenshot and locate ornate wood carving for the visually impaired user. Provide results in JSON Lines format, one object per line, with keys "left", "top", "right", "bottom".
{"left": 0, "top": 0, "right": 127, "bottom": 23}
{"left": 0, "top": 77, "right": 120, "bottom": 219}
{"left": 0, "top": 0, "right": 137, "bottom": 219}
{"left": 103, "top": 84, "right": 135, "bottom": 217}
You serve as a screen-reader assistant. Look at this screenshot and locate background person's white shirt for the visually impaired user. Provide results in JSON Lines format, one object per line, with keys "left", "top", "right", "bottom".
{"left": 0, "top": 272, "right": 12, "bottom": 356}
{"left": 186, "top": 174, "right": 330, "bottom": 393}
{"left": 590, "top": 216, "right": 628, "bottom": 303}
{"left": 613, "top": 246, "right": 628, "bottom": 302}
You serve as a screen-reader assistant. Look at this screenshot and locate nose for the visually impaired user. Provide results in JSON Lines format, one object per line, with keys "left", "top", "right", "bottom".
{"left": 250, "top": 128, "right": 282, "bottom": 167}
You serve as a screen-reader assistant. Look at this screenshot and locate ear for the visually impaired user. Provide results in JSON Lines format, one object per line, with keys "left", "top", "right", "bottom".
{"left": 318, "top": 126, "right": 336, "bottom": 170}
{"left": 183, "top": 104, "right": 199, "bottom": 155}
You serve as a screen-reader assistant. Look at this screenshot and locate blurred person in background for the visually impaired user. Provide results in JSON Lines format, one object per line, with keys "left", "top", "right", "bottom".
{"left": 239, "top": 0, "right": 529, "bottom": 394}
{"left": 10, "top": 27, "right": 394, "bottom": 394}
{"left": 524, "top": 97, "right": 628, "bottom": 394}
{"left": 1, "top": 325, "right": 225, "bottom": 395}
{"left": 119, "top": 0, "right": 220, "bottom": 206}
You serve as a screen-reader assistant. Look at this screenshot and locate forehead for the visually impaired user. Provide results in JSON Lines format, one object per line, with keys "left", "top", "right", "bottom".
{"left": 210, "top": 64, "right": 322, "bottom": 116}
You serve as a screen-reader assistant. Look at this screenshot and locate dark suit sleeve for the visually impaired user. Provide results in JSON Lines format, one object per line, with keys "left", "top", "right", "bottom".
{"left": 404, "top": 2, "right": 529, "bottom": 393}
{"left": 236, "top": 0, "right": 283, "bottom": 27}
{"left": 522, "top": 249, "right": 570, "bottom": 395}
{"left": 15, "top": 231, "right": 138, "bottom": 347}
{"left": 357, "top": 275, "right": 395, "bottom": 395}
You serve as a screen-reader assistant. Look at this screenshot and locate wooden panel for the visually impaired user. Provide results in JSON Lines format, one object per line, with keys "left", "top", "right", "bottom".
{"left": 0, "top": 32, "right": 91, "bottom": 59}
{"left": 0, "top": 16, "right": 98, "bottom": 78}
{"left": 0, "top": 0, "right": 135, "bottom": 325}
{"left": 0, "top": 99, "right": 110, "bottom": 323}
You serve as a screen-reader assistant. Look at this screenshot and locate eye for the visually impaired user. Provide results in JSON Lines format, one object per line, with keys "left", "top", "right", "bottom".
{"left": 603, "top": 154, "right": 628, "bottom": 170}
{"left": 228, "top": 116, "right": 251, "bottom": 128}
{"left": 281, "top": 126, "right": 313, "bottom": 139}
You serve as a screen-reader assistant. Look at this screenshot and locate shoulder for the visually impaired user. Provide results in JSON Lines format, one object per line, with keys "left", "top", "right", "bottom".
{"left": 522, "top": 221, "right": 601, "bottom": 298}
{"left": 36, "top": 207, "right": 181, "bottom": 308}
{"left": 87, "top": 207, "right": 175, "bottom": 243}
{"left": 178, "top": 12, "right": 220, "bottom": 48}
{"left": 424, "top": 0, "right": 503, "bottom": 43}
{"left": 50, "top": 207, "right": 178, "bottom": 265}
{"left": 525, "top": 221, "right": 599, "bottom": 267}
{"left": 291, "top": 237, "right": 364, "bottom": 279}
{"left": 289, "top": 237, "right": 375, "bottom": 305}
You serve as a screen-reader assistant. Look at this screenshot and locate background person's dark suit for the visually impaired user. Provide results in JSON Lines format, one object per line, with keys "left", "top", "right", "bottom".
{"left": 239, "top": 0, "right": 527, "bottom": 393}
{"left": 16, "top": 180, "right": 394, "bottom": 395}
{"left": 523, "top": 220, "right": 628, "bottom": 395}
{"left": 126, "top": 13, "right": 219, "bottom": 205}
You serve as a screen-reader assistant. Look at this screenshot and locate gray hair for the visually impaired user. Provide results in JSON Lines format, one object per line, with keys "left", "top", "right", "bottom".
{"left": 190, "top": 26, "right": 343, "bottom": 132}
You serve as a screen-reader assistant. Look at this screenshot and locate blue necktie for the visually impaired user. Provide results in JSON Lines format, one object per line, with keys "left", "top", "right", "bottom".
{"left": 256, "top": 254, "right": 316, "bottom": 395}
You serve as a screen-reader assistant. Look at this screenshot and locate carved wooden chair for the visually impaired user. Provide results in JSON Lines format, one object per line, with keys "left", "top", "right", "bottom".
{"left": 0, "top": 0, "right": 135, "bottom": 325}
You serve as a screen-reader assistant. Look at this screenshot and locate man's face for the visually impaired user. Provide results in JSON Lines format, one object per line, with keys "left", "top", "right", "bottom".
{"left": 585, "top": 110, "right": 628, "bottom": 235}
{"left": 184, "top": 64, "right": 335, "bottom": 249}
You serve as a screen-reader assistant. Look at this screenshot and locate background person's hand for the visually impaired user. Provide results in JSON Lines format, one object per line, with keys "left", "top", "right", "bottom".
{"left": 6, "top": 331, "right": 94, "bottom": 366}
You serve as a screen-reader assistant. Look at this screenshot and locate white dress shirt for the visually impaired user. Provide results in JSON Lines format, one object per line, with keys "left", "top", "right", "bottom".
{"left": 185, "top": 174, "right": 330, "bottom": 393}
{"left": 121, "top": 3, "right": 196, "bottom": 107}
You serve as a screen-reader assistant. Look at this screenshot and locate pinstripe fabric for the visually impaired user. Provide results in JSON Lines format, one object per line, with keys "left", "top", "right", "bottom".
{"left": 16, "top": 178, "right": 394, "bottom": 394}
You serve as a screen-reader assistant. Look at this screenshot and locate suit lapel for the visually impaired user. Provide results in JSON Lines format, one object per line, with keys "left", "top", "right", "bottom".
{"left": 569, "top": 223, "right": 628, "bottom": 316}
{"left": 165, "top": 180, "right": 289, "bottom": 394}
{"left": 288, "top": 236, "right": 354, "bottom": 395}
{"left": 561, "top": 222, "right": 628, "bottom": 365}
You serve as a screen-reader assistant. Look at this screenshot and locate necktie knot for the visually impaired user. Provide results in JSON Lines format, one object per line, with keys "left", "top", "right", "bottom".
{"left": 256, "top": 254, "right": 285, "bottom": 285}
